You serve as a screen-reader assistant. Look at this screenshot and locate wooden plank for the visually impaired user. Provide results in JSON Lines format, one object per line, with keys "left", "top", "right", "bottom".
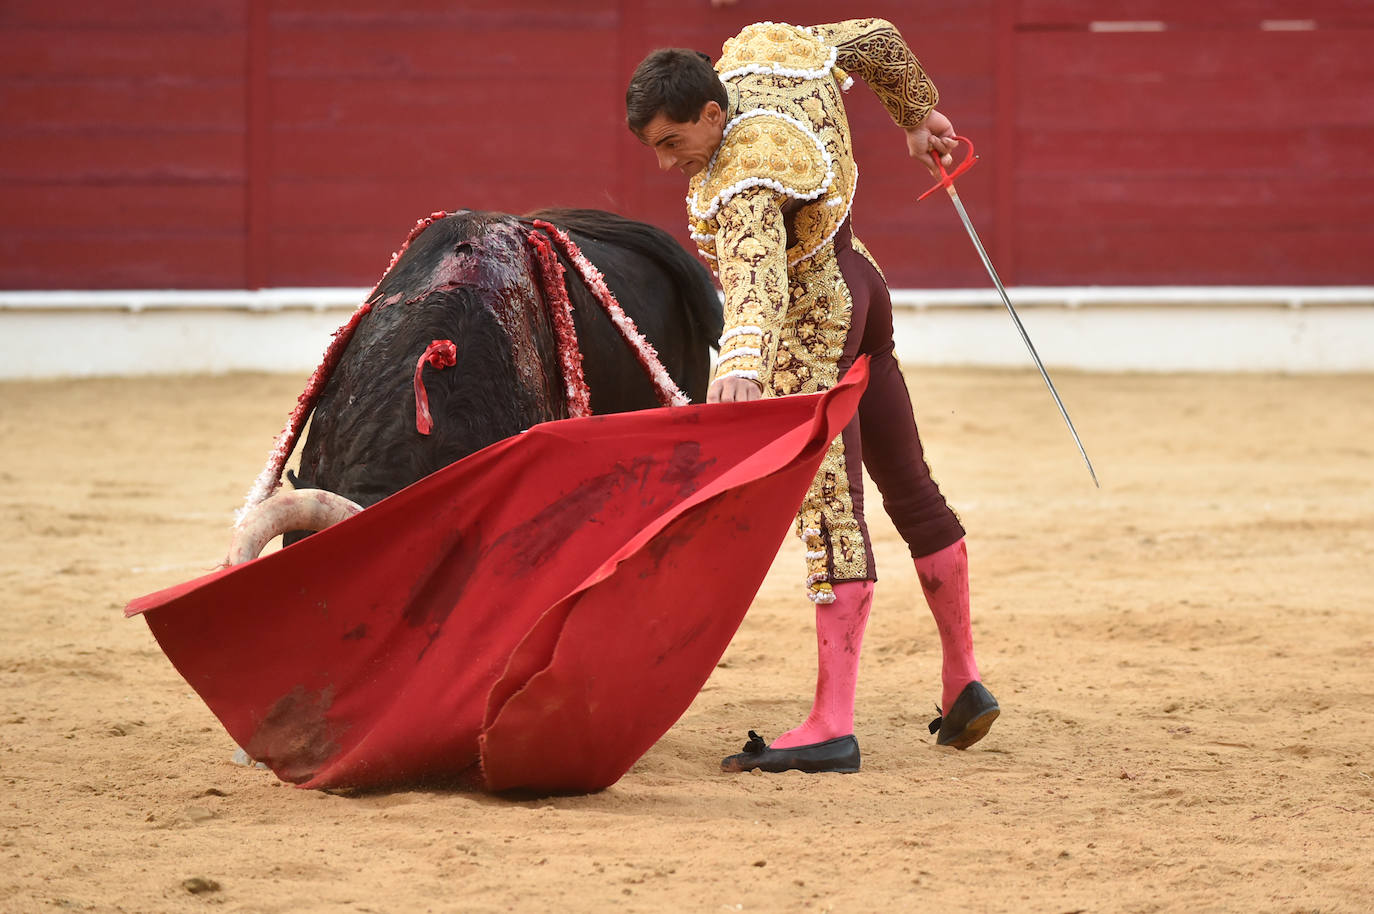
{"left": 615, "top": 0, "right": 648, "bottom": 220}
{"left": 1017, "top": 0, "right": 1374, "bottom": 27}
{"left": 268, "top": 24, "right": 617, "bottom": 78}
{"left": 1013, "top": 224, "right": 1374, "bottom": 285}
{"left": 0, "top": 134, "right": 244, "bottom": 183}
{"left": 0, "top": 233, "right": 247, "bottom": 289}
{"left": 265, "top": 231, "right": 418, "bottom": 286}
{"left": 247, "top": 0, "right": 271, "bottom": 288}
{"left": 3, "top": 82, "right": 244, "bottom": 131}
{"left": 1006, "top": 24, "right": 1374, "bottom": 286}
{"left": 0, "top": 185, "right": 244, "bottom": 232}
{"left": 267, "top": 74, "right": 615, "bottom": 130}
{"left": 264, "top": 233, "right": 394, "bottom": 287}
{"left": 627, "top": 179, "right": 706, "bottom": 241}
{"left": 1016, "top": 31, "right": 1374, "bottom": 129}
{"left": 0, "top": 1, "right": 245, "bottom": 29}
{"left": 995, "top": 0, "right": 1018, "bottom": 281}
{"left": 272, "top": 1, "right": 617, "bottom": 22}
{"left": 1015, "top": 126, "right": 1374, "bottom": 177}
{"left": 0, "top": 30, "right": 244, "bottom": 79}
{"left": 268, "top": 174, "right": 620, "bottom": 228}
{"left": 1020, "top": 174, "right": 1374, "bottom": 229}
{"left": 853, "top": 228, "right": 999, "bottom": 289}
{"left": 635, "top": 0, "right": 996, "bottom": 33}
{"left": 2, "top": 3, "right": 1371, "bottom": 291}
{"left": 268, "top": 112, "right": 623, "bottom": 176}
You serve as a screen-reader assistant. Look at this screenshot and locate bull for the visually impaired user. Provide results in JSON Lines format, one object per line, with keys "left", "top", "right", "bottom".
{"left": 231, "top": 208, "right": 722, "bottom": 559}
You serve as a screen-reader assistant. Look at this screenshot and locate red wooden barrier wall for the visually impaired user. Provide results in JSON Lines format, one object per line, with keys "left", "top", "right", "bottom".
{"left": 2, "top": 1, "right": 1371, "bottom": 290}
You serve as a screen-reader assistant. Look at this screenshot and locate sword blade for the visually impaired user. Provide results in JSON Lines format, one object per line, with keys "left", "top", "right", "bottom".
{"left": 944, "top": 186, "right": 1100, "bottom": 487}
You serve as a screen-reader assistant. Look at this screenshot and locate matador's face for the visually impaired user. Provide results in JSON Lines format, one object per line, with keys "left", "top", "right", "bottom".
{"left": 638, "top": 101, "right": 726, "bottom": 179}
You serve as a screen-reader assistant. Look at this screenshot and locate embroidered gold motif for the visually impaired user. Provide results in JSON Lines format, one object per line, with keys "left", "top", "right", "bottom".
{"left": 811, "top": 19, "right": 939, "bottom": 128}
{"left": 689, "top": 22, "right": 857, "bottom": 267}
{"left": 711, "top": 188, "right": 787, "bottom": 382}
{"left": 772, "top": 249, "right": 866, "bottom": 592}
{"left": 692, "top": 115, "right": 829, "bottom": 220}
{"left": 718, "top": 22, "right": 834, "bottom": 78}
{"left": 687, "top": 18, "right": 937, "bottom": 598}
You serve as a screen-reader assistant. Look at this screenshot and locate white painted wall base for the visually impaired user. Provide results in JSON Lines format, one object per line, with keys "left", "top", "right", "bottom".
{"left": 1, "top": 289, "right": 369, "bottom": 380}
{"left": 888, "top": 288, "right": 1374, "bottom": 374}
{"left": 2, "top": 287, "right": 1372, "bottom": 379}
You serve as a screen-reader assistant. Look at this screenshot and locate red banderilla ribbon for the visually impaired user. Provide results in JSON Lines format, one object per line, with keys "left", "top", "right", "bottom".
{"left": 413, "top": 339, "right": 458, "bottom": 435}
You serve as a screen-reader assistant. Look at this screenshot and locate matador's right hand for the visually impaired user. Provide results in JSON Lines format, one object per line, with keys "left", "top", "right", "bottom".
{"left": 906, "top": 109, "right": 958, "bottom": 177}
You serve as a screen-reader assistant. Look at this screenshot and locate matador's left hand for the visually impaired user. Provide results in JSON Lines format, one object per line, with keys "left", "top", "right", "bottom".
{"left": 905, "top": 109, "right": 958, "bottom": 177}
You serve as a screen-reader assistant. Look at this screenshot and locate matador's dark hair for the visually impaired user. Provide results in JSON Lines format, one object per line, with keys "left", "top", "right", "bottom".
{"left": 625, "top": 48, "right": 728, "bottom": 135}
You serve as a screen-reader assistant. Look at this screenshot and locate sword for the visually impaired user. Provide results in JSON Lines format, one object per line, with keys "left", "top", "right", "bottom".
{"left": 921, "top": 136, "right": 1100, "bottom": 488}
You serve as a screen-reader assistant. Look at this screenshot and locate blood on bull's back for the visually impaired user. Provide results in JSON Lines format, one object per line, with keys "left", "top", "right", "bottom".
{"left": 273, "top": 208, "right": 721, "bottom": 544}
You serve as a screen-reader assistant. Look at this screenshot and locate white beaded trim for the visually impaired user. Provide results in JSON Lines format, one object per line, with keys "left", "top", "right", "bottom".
{"left": 721, "top": 369, "right": 760, "bottom": 381}
{"left": 796, "top": 26, "right": 853, "bottom": 91}
{"left": 719, "top": 346, "right": 762, "bottom": 362}
{"left": 805, "top": 550, "right": 827, "bottom": 561}
{"left": 809, "top": 589, "right": 837, "bottom": 604}
{"left": 719, "top": 24, "right": 838, "bottom": 82}
{"left": 791, "top": 165, "right": 858, "bottom": 268}
{"left": 718, "top": 54, "right": 838, "bottom": 83}
{"left": 688, "top": 108, "right": 834, "bottom": 221}
{"left": 720, "top": 325, "right": 764, "bottom": 344}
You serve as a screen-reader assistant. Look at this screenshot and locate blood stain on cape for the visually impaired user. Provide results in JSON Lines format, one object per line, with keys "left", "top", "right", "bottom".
{"left": 243, "top": 685, "right": 345, "bottom": 784}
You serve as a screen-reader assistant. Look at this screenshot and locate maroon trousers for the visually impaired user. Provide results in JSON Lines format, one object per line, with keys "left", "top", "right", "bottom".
{"left": 833, "top": 219, "right": 965, "bottom": 579}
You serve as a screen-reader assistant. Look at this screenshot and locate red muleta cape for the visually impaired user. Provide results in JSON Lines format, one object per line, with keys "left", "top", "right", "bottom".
{"left": 126, "top": 359, "right": 869, "bottom": 794}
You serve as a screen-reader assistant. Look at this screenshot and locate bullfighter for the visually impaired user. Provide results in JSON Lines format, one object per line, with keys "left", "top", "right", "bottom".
{"left": 625, "top": 18, "right": 1000, "bottom": 773}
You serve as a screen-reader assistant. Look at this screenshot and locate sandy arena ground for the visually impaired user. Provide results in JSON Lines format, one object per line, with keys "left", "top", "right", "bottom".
{"left": 2, "top": 364, "right": 1371, "bottom": 913}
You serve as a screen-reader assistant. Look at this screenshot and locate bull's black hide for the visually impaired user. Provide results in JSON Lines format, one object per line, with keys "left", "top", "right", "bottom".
{"left": 287, "top": 208, "right": 722, "bottom": 518}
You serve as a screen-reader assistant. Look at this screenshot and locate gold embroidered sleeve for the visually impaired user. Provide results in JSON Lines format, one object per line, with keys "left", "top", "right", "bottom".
{"left": 812, "top": 18, "right": 938, "bottom": 129}
{"left": 712, "top": 187, "right": 789, "bottom": 388}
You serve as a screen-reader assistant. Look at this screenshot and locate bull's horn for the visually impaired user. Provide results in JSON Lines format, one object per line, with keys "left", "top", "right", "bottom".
{"left": 226, "top": 489, "right": 362, "bottom": 566}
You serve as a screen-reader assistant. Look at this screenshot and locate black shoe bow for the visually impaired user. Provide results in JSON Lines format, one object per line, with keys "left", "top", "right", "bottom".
{"left": 720, "top": 731, "right": 861, "bottom": 774}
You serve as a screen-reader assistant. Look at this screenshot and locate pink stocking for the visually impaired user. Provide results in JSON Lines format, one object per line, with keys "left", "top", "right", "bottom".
{"left": 914, "top": 537, "right": 981, "bottom": 712}
{"left": 771, "top": 580, "right": 874, "bottom": 749}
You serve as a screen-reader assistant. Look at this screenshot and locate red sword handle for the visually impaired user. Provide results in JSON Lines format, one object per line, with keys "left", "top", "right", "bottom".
{"left": 918, "top": 134, "right": 978, "bottom": 201}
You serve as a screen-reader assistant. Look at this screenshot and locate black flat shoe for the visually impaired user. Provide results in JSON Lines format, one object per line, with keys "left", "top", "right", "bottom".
{"left": 720, "top": 730, "right": 861, "bottom": 773}
{"left": 928, "top": 681, "right": 1000, "bottom": 749}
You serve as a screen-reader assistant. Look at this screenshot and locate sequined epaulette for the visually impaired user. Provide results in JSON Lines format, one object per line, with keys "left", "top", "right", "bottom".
{"left": 717, "top": 21, "right": 838, "bottom": 81}
{"left": 689, "top": 111, "right": 831, "bottom": 224}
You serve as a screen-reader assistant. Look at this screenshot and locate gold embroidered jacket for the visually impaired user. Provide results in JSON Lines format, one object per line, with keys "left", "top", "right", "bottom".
{"left": 688, "top": 18, "right": 938, "bottom": 386}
